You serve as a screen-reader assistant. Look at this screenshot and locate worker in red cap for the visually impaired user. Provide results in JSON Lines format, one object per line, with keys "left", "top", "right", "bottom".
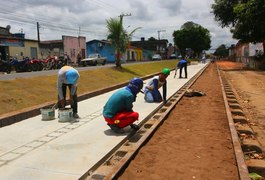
{"left": 144, "top": 68, "right": 170, "bottom": 103}
{"left": 103, "top": 77, "right": 143, "bottom": 134}
{"left": 57, "top": 66, "right": 80, "bottom": 119}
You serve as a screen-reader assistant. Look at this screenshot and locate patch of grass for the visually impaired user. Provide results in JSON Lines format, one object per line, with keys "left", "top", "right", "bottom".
{"left": 0, "top": 60, "right": 177, "bottom": 115}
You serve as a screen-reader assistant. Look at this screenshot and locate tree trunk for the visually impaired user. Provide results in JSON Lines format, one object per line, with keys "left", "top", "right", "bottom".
{"left": 115, "top": 50, "right": 122, "bottom": 68}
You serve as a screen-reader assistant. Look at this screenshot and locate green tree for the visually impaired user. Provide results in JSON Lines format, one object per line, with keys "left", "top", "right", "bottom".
{"left": 173, "top": 22, "right": 211, "bottom": 57}
{"left": 214, "top": 44, "right": 229, "bottom": 58}
{"left": 212, "top": 0, "right": 265, "bottom": 52}
{"left": 106, "top": 17, "right": 140, "bottom": 68}
{"left": 148, "top": 37, "right": 157, "bottom": 41}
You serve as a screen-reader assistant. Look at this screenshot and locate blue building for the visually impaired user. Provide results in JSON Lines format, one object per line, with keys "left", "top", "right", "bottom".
{"left": 86, "top": 39, "right": 116, "bottom": 63}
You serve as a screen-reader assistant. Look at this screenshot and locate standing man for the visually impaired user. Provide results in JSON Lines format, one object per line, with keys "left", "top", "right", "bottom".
{"left": 144, "top": 68, "right": 170, "bottom": 103}
{"left": 103, "top": 78, "right": 143, "bottom": 134}
{"left": 77, "top": 52, "right": 82, "bottom": 66}
{"left": 176, "top": 58, "right": 188, "bottom": 78}
{"left": 57, "top": 66, "right": 80, "bottom": 119}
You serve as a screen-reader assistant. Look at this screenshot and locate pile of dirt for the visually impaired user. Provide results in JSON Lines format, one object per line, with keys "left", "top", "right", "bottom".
{"left": 217, "top": 60, "right": 248, "bottom": 70}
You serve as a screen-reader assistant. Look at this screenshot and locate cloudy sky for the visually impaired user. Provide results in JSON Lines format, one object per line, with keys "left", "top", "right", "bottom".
{"left": 0, "top": 0, "right": 238, "bottom": 51}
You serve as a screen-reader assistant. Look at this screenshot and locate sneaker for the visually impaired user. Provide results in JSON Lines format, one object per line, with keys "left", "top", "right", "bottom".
{"left": 73, "top": 113, "right": 80, "bottom": 119}
{"left": 130, "top": 124, "right": 140, "bottom": 131}
{"left": 108, "top": 124, "right": 125, "bottom": 134}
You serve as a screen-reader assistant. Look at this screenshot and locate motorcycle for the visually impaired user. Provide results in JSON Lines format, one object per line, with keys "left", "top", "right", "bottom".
{"left": 0, "top": 60, "right": 12, "bottom": 74}
{"left": 10, "top": 57, "right": 33, "bottom": 72}
{"left": 42, "top": 56, "right": 56, "bottom": 70}
{"left": 30, "top": 58, "right": 44, "bottom": 71}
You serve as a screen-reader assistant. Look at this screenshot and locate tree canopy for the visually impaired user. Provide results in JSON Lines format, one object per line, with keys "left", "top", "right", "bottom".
{"left": 173, "top": 22, "right": 211, "bottom": 57}
{"left": 214, "top": 44, "right": 229, "bottom": 58}
{"left": 212, "top": 0, "right": 265, "bottom": 50}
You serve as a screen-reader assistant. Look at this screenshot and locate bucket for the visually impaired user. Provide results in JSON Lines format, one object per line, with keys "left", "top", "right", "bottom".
{"left": 58, "top": 108, "right": 73, "bottom": 122}
{"left": 40, "top": 107, "right": 55, "bottom": 121}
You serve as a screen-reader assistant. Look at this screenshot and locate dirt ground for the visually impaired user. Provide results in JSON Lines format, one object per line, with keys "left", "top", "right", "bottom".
{"left": 119, "top": 61, "right": 265, "bottom": 180}
{"left": 222, "top": 67, "right": 265, "bottom": 148}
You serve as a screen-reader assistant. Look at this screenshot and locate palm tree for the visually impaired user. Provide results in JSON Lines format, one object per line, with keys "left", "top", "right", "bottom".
{"left": 106, "top": 17, "right": 140, "bottom": 68}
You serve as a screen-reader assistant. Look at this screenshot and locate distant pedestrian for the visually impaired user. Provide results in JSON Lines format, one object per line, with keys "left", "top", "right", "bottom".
{"left": 57, "top": 66, "right": 80, "bottom": 119}
{"left": 202, "top": 56, "right": 206, "bottom": 64}
{"left": 176, "top": 58, "right": 188, "bottom": 78}
{"left": 144, "top": 68, "right": 170, "bottom": 103}
{"left": 77, "top": 53, "right": 82, "bottom": 66}
{"left": 103, "top": 77, "right": 144, "bottom": 134}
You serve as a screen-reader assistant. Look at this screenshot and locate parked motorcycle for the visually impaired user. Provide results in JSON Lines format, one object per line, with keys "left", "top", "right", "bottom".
{"left": 10, "top": 57, "right": 33, "bottom": 72}
{"left": 31, "top": 58, "right": 43, "bottom": 71}
{"left": 42, "top": 56, "right": 65, "bottom": 70}
{"left": 42, "top": 56, "right": 56, "bottom": 70}
{"left": 0, "top": 60, "right": 12, "bottom": 74}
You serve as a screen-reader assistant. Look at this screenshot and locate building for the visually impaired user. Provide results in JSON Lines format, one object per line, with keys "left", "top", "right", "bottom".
{"left": 86, "top": 40, "right": 115, "bottom": 63}
{"left": 130, "top": 37, "right": 168, "bottom": 60}
{"left": 86, "top": 39, "right": 143, "bottom": 63}
{"left": 0, "top": 26, "right": 40, "bottom": 61}
{"left": 232, "top": 41, "right": 264, "bottom": 69}
{"left": 39, "top": 36, "right": 86, "bottom": 64}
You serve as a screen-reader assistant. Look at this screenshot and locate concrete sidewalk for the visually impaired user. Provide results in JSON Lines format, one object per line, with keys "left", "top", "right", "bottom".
{"left": 0, "top": 63, "right": 207, "bottom": 179}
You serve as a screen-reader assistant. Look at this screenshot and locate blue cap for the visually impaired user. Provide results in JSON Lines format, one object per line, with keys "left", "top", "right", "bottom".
{"left": 66, "top": 69, "right": 79, "bottom": 84}
{"left": 129, "top": 78, "right": 143, "bottom": 91}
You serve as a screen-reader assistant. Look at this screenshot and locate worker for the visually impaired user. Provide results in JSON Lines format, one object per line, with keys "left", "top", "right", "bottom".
{"left": 176, "top": 58, "right": 188, "bottom": 78}
{"left": 144, "top": 68, "right": 170, "bottom": 103}
{"left": 57, "top": 66, "right": 80, "bottom": 119}
{"left": 103, "top": 77, "right": 143, "bottom": 134}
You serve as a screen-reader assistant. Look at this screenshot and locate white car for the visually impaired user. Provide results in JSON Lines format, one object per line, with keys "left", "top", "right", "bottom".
{"left": 152, "top": 54, "right": 162, "bottom": 61}
{"left": 81, "top": 53, "right": 107, "bottom": 66}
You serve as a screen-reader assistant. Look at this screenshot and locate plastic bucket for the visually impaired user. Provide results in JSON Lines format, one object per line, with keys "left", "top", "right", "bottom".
{"left": 40, "top": 107, "right": 55, "bottom": 121}
{"left": 58, "top": 108, "right": 73, "bottom": 122}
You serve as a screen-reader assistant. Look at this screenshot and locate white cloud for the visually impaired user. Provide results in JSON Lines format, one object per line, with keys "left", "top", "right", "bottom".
{"left": 0, "top": 0, "right": 237, "bottom": 50}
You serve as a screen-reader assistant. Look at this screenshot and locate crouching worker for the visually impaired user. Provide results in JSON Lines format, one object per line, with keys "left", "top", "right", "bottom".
{"left": 57, "top": 66, "right": 80, "bottom": 119}
{"left": 144, "top": 68, "right": 170, "bottom": 103}
{"left": 103, "top": 78, "right": 143, "bottom": 134}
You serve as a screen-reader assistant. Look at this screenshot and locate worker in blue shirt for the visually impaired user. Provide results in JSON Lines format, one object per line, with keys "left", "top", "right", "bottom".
{"left": 176, "top": 58, "right": 188, "bottom": 78}
{"left": 144, "top": 68, "right": 170, "bottom": 103}
{"left": 103, "top": 78, "right": 143, "bottom": 134}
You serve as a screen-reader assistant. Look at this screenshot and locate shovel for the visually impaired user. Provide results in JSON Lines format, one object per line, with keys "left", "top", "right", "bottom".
{"left": 51, "top": 102, "right": 58, "bottom": 110}
{"left": 174, "top": 69, "right": 178, "bottom": 78}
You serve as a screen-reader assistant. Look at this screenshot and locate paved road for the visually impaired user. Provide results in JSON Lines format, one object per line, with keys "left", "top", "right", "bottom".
{"left": 0, "top": 61, "right": 154, "bottom": 80}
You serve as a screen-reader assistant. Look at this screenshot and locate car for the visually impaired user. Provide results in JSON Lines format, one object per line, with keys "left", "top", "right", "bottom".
{"left": 170, "top": 53, "right": 177, "bottom": 59}
{"left": 152, "top": 54, "right": 162, "bottom": 61}
{"left": 81, "top": 53, "right": 107, "bottom": 66}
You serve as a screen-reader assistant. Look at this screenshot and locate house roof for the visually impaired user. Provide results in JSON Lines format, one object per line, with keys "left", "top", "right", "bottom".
{"left": 86, "top": 39, "right": 111, "bottom": 44}
{"left": 40, "top": 40, "right": 63, "bottom": 44}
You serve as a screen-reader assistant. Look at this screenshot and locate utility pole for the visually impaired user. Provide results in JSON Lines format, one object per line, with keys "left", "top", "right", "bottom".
{"left": 37, "top": 22, "right": 40, "bottom": 42}
{"left": 116, "top": 13, "right": 131, "bottom": 67}
{"left": 157, "top": 30, "right": 166, "bottom": 55}
{"left": 78, "top": 26, "right": 81, "bottom": 36}
{"left": 119, "top": 13, "right": 131, "bottom": 24}
{"left": 157, "top": 30, "right": 166, "bottom": 40}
